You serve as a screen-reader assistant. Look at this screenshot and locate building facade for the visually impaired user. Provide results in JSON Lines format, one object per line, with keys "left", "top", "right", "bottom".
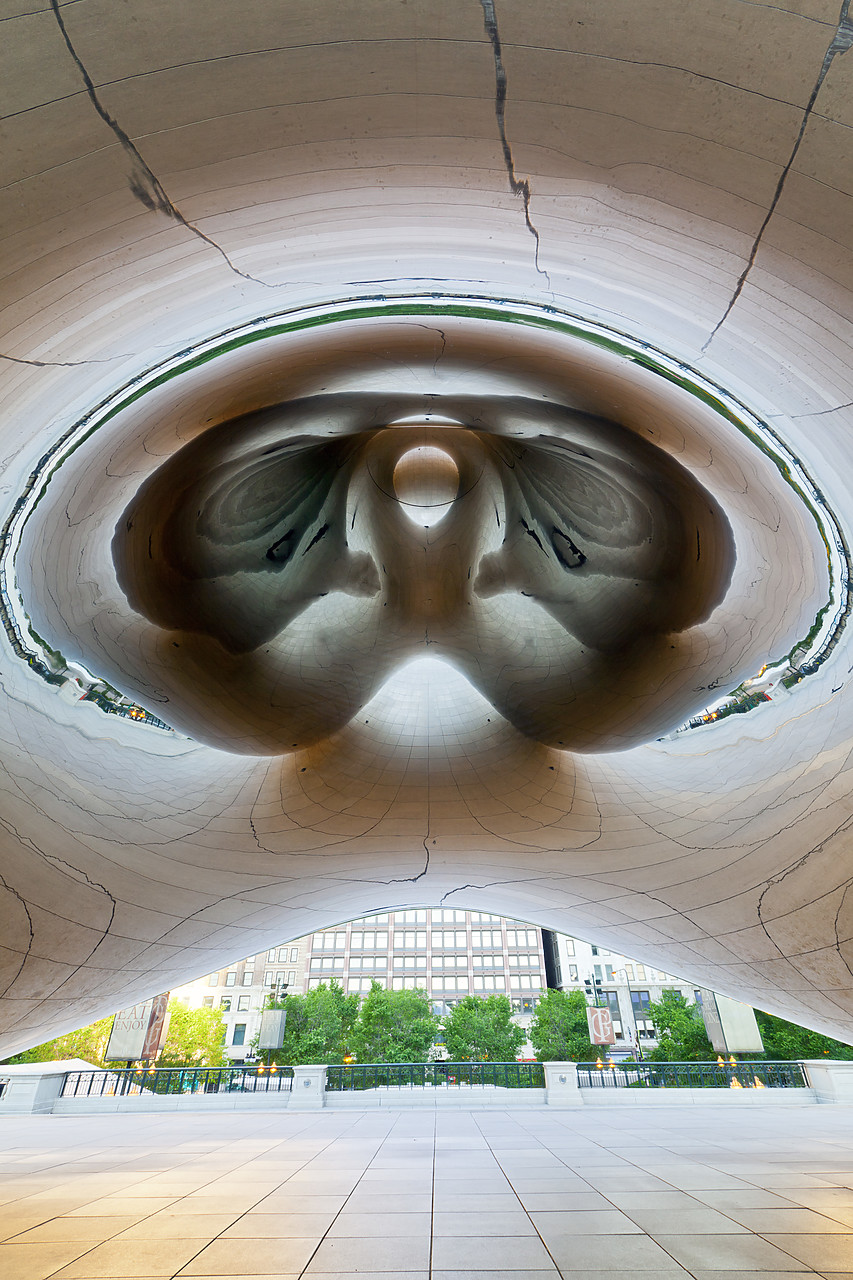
{"left": 174, "top": 911, "right": 700, "bottom": 1061}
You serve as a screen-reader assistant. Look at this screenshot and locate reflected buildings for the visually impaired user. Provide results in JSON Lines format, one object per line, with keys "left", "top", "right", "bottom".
{"left": 174, "top": 909, "right": 706, "bottom": 1062}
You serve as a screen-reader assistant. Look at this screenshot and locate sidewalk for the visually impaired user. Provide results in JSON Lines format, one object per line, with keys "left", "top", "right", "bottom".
{"left": 1, "top": 1103, "right": 853, "bottom": 1278}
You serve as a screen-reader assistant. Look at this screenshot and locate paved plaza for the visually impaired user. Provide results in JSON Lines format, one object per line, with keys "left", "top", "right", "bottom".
{"left": 1, "top": 1104, "right": 853, "bottom": 1279}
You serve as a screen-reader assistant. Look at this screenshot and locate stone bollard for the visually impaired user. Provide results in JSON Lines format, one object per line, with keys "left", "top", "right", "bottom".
{"left": 0, "top": 1063, "right": 76, "bottom": 1113}
{"left": 543, "top": 1061, "right": 583, "bottom": 1106}
{"left": 289, "top": 1064, "right": 328, "bottom": 1109}
{"left": 801, "top": 1059, "right": 853, "bottom": 1103}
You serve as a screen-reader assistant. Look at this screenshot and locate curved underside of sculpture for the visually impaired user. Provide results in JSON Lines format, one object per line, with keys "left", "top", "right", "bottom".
{"left": 2, "top": 0, "right": 853, "bottom": 1055}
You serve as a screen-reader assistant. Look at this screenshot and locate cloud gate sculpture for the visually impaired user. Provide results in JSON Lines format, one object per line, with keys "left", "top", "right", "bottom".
{"left": 1, "top": 0, "right": 853, "bottom": 1056}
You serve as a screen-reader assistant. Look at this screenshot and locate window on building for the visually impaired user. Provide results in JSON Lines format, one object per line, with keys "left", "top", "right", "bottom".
{"left": 624, "top": 965, "right": 635, "bottom": 981}
{"left": 268, "top": 949, "right": 277, "bottom": 961}
{"left": 224, "top": 971, "right": 237, "bottom": 986}
{"left": 232, "top": 1024, "right": 246, "bottom": 1046}
{"left": 207, "top": 974, "right": 218, "bottom": 986}
{"left": 506, "top": 929, "right": 538, "bottom": 948}
{"left": 434, "top": 975, "right": 470, "bottom": 991}
{"left": 202, "top": 996, "right": 214, "bottom": 1008}
{"left": 472, "top": 953, "right": 501, "bottom": 969}
{"left": 433, "top": 930, "right": 468, "bottom": 948}
{"left": 394, "top": 930, "right": 427, "bottom": 948}
{"left": 313, "top": 931, "right": 347, "bottom": 950}
{"left": 347, "top": 976, "right": 384, "bottom": 992}
{"left": 237, "top": 995, "right": 250, "bottom": 1011}
{"left": 469, "top": 912, "right": 500, "bottom": 923}
{"left": 473, "top": 975, "right": 506, "bottom": 991}
{"left": 290, "top": 947, "right": 298, "bottom": 963}
{"left": 631, "top": 989, "right": 654, "bottom": 1037}
{"left": 563, "top": 938, "right": 575, "bottom": 956}
{"left": 287, "top": 970, "right": 296, "bottom": 985}
{"left": 567, "top": 964, "right": 578, "bottom": 981}
{"left": 242, "top": 970, "right": 254, "bottom": 985}
{"left": 602, "top": 990, "right": 624, "bottom": 1038}
{"left": 470, "top": 930, "right": 501, "bottom": 948}
{"left": 631, "top": 989, "right": 651, "bottom": 1014}
{"left": 359, "top": 914, "right": 389, "bottom": 924}
{"left": 220, "top": 997, "right": 231, "bottom": 1010}
{"left": 277, "top": 948, "right": 288, "bottom": 963}
{"left": 349, "top": 931, "right": 388, "bottom": 949}
{"left": 264, "top": 970, "right": 274, "bottom": 986}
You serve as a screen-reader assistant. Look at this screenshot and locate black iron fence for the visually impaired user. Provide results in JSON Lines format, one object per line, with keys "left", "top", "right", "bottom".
{"left": 576, "top": 1060, "right": 808, "bottom": 1090}
{"left": 61, "top": 1064, "right": 294, "bottom": 1098}
{"left": 325, "top": 1061, "right": 545, "bottom": 1091}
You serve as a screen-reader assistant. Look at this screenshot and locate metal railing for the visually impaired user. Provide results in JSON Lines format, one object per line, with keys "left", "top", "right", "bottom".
{"left": 61, "top": 1064, "right": 294, "bottom": 1098}
{"left": 576, "top": 1060, "right": 808, "bottom": 1090}
{"left": 325, "top": 1061, "right": 545, "bottom": 1091}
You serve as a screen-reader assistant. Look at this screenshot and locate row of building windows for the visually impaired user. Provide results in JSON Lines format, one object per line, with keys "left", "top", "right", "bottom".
{"left": 308, "top": 954, "right": 543, "bottom": 974}
{"left": 311, "top": 928, "right": 542, "bottom": 953}
{"left": 264, "top": 970, "right": 297, "bottom": 986}
{"left": 313, "top": 911, "right": 506, "bottom": 929}
{"left": 210, "top": 995, "right": 253, "bottom": 1011}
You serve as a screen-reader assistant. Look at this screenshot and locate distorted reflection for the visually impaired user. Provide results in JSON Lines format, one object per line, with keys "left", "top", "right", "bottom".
{"left": 112, "top": 392, "right": 734, "bottom": 754}
{"left": 392, "top": 444, "right": 460, "bottom": 526}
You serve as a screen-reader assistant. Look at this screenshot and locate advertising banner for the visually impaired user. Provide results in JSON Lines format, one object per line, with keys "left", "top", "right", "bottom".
{"left": 105, "top": 993, "right": 170, "bottom": 1062}
{"left": 141, "top": 992, "right": 170, "bottom": 1060}
{"left": 586, "top": 1005, "right": 616, "bottom": 1045}
{"left": 258, "top": 1008, "right": 287, "bottom": 1051}
{"left": 105, "top": 1000, "right": 153, "bottom": 1061}
{"left": 698, "top": 989, "right": 764, "bottom": 1054}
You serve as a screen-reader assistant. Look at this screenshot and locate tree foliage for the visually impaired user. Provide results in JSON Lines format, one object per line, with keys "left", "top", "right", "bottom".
{"left": 644, "top": 991, "right": 714, "bottom": 1061}
{"left": 265, "top": 982, "right": 360, "bottom": 1065}
{"left": 528, "top": 988, "right": 608, "bottom": 1061}
{"left": 2, "top": 999, "right": 228, "bottom": 1068}
{"left": 348, "top": 982, "right": 440, "bottom": 1063}
{"left": 156, "top": 1001, "right": 229, "bottom": 1068}
{"left": 443, "top": 994, "right": 526, "bottom": 1061}
{"left": 2, "top": 1015, "right": 114, "bottom": 1066}
{"left": 754, "top": 1010, "right": 853, "bottom": 1061}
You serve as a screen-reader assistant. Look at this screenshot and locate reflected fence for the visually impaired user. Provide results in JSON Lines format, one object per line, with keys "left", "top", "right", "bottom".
{"left": 61, "top": 1064, "right": 294, "bottom": 1099}
{"left": 52, "top": 1058, "right": 815, "bottom": 1109}
{"left": 325, "top": 1061, "right": 545, "bottom": 1091}
{"left": 576, "top": 1060, "right": 808, "bottom": 1090}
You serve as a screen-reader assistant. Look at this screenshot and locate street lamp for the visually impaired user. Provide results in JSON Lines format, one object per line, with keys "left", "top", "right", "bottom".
{"left": 612, "top": 967, "right": 643, "bottom": 1061}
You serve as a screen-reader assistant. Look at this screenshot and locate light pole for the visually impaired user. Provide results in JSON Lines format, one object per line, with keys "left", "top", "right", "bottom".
{"left": 613, "top": 967, "right": 643, "bottom": 1061}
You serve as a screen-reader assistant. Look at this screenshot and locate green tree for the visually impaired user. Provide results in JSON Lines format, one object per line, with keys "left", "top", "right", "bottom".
{"left": 2, "top": 1015, "right": 114, "bottom": 1066}
{"left": 348, "top": 982, "right": 440, "bottom": 1063}
{"left": 645, "top": 991, "right": 714, "bottom": 1061}
{"left": 156, "top": 1000, "right": 229, "bottom": 1068}
{"left": 528, "top": 988, "right": 608, "bottom": 1061}
{"left": 443, "top": 994, "right": 526, "bottom": 1061}
{"left": 2, "top": 998, "right": 228, "bottom": 1068}
{"left": 266, "top": 982, "right": 359, "bottom": 1065}
{"left": 754, "top": 1010, "right": 853, "bottom": 1061}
